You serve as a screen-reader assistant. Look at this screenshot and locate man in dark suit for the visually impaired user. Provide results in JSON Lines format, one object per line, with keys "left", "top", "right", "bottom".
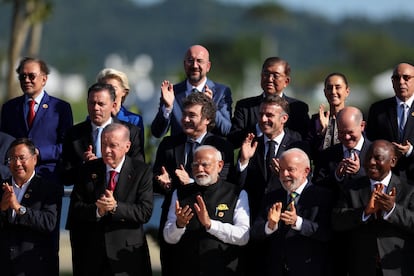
{"left": 151, "top": 44, "right": 232, "bottom": 138}
{"left": 153, "top": 92, "right": 234, "bottom": 275}
{"left": 366, "top": 62, "right": 414, "bottom": 182}
{"left": 332, "top": 140, "right": 414, "bottom": 276}
{"left": 66, "top": 123, "right": 153, "bottom": 276}
{"left": 228, "top": 56, "right": 310, "bottom": 148}
{"left": 251, "top": 148, "right": 333, "bottom": 276}
{"left": 61, "top": 82, "right": 144, "bottom": 186}
{"left": 0, "top": 57, "right": 73, "bottom": 184}
{"left": 0, "top": 138, "right": 58, "bottom": 276}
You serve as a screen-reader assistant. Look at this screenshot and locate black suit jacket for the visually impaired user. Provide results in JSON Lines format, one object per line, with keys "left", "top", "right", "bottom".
{"left": 0, "top": 175, "right": 58, "bottom": 276}
{"left": 366, "top": 97, "right": 414, "bottom": 181}
{"left": 312, "top": 139, "right": 372, "bottom": 199}
{"left": 238, "top": 130, "right": 303, "bottom": 221}
{"left": 228, "top": 94, "right": 310, "bottom": 148}
{"left": 67, "top": 156, "right": 153, "bottom": 275}
{"left": 0, "top": 131, "right": 14, "bottom": 179}
{"left": 332, "top": 174, "right": 414, "bottom": 276}
{"left": 251, "top": 182, "right": 333, "bottom": 276}
{"left": 60, "top": 117, "right": 144, "bottom": 185}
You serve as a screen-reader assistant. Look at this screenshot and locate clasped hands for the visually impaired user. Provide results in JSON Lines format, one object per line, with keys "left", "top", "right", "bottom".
{"left": 96, "top": 189, "right": 117, "bottom": 216}
{"left": 364, "top": 183, "right": 396, "bottom": 217}
{"left": 1, "top": 183, "right": 21, "bottom": 212}
{"left": 336, "top": 153, "right": 360, "bottom": 178}
{"left": 175, "top": 195, "right": 211, "bottom": 229}
{"left": 267, "top": 201, "right": 298, "bottom": 230}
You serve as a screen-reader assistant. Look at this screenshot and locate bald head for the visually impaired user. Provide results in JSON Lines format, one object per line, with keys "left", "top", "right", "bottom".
{"left": 392, "top": 62, "right": 414, "bottom": 102}
{"left": 184, "top": 45, "right": 211, "bottom": 86}
{"left": 337, "top": 106, "right": 365, "bottom": 150}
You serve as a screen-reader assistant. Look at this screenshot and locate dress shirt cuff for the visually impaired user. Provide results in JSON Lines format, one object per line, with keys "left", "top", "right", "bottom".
{"left": 334, "top": 171, "right": 345, "bottom": 182}
{"left": 406, "top": 144, "right": 413, "bottom": 157}
{"left": 291, "top": 216, "right": 303, "bottom": 231}
{"left": 383, "top": 203, "right": 396, "bottom": 220}
{"left": 161, "top": 105, "right": 172, "bottom": 119}
{"left": 96, "top": 208, "right": 103, "bottom": 219}
{"left": 362, "top": 211, "right": 371, "bottom": 222}
{"left": 238, "top": 159, "right": 249, "bottom": 172}
{"left": 265, "top": 221, "right": 278, "bottom": 234}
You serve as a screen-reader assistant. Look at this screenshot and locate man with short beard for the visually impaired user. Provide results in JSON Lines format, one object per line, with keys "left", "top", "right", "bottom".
{"left": 251, "top": 148, "right": 333, "bottom": 276}
{"left": 153, "top": 92, "right": 234, "bottom": 276}
{"left": 163, "top": 145, "right": 249, "bottom": 275}
{"left": 151, "top": 44, "right": 232, "bottom": 138}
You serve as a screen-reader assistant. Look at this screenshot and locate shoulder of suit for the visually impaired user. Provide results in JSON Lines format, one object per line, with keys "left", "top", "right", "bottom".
{"left": 235, "top": 95, "right": 262, "bottom": 107}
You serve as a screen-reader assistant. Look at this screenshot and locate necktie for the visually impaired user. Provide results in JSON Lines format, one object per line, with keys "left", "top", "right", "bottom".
{"left": 266, "top": 140, "right": 277, "bottom": 180}
{"left": 192, "top": 88, "right": 200, "bottom": 93}
{"left": 185, "top": 140, "right": 198, "bottom": 174}
{"left": 108, "top": 170, "right": 118, "bottom": 191}
{"left": 95, "top": 127, "right": 103, "bottom": 158}
{"left": 287, "top": 192, "right": 298, "bottom": 211}
{"left": 27, "top": 100, "right": 36, "bottom": 128}
{"left": 399, "top": 103, "right": 408, "bottom": 141}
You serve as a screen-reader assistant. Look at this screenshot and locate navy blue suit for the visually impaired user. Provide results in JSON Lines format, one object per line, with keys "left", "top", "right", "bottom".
{"left": 0, "top": 175, "right": 58, "bottom": 276}
{"left": 151, "top": 79, "right": 232, "bottom": 137}
{"left": 0, "top": 92, "right": 73, "bottom": 183}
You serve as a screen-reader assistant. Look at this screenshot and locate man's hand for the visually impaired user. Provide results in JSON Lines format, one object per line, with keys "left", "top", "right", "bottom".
{"left": 364, "top": 183, "right": 383, "bottom": 215}
{"left": 376, "top": 186, "right": 396, "bottom": 212}
{"left": 392, "top": 140, "right": 412, "bottom": 156}
{"left": 204, "top": 84, "right": 213, "bottom": 99}
{"left": 175, "top": 165, "right": 191, "bottom": 185}
{"left": 1, "top": 183, "right": 12, "bottom": 211}
{"left": 239, "top": 133, "right": 258, "bottom": 165}
{"left": 156, "top": 166, "right": 172, "bottom": 190}
{"left": 96, "top": 190, "right": 117, "bottom": 216}
{"left": 267, "top": 202, "right": 282, "bottom": 230}
{"left": 336, "top": 154, "right": 360, "bottom": 178}
{"left": 175, "top": 200, "right": 194, "bottom": 228}
{"left": 194, "top": 195, "right": 211, "bottom": 229}
{"left": 83, "top": 145, "right": 97, "bottom": 162}
{"left": 161, "top": 80, "right": 175, "bottom": 109}
{"left": 281, "top": 202, "right": 298, "bottom": 226}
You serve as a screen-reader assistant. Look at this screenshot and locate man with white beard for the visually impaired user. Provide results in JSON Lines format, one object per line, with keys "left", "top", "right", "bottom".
{"left": 163, "top": 145, "right": 250, "bottom": 275}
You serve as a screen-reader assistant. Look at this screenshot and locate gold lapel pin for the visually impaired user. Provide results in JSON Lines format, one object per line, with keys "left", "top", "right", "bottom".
{"left": 42, "top": 104, "right": 48, "bottom": 109}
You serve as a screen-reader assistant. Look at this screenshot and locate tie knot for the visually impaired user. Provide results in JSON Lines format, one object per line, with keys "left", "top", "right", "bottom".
{"left": 192, "top": 88, "right": 200, "bottom": 93}
{"left": 110, "top": 170, "right": 118, "bottom": 177}
{"left": 290, "top": 191, "right": 298, "bottom": 199}
{"left": 28, "top": 99, "right": 35, "bottom": 107}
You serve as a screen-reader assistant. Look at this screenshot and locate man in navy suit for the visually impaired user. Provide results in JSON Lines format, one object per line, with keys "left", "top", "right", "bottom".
{"left": 251, "top": 148, "right": 333, "bottom": 276}
{"left": 0, "top": 138, "right": 58, "bottom": 276}
{"left": 366, "top": 62, "right": 414, "bottom": 182}
{"left": 332, "top": 140, "right": 414, "bottom": 276}
{"left": 66, "top": 123, "right": 153, "bottom": 275}
{"left": 153, "top": 92, "right": 234, "bottom": 276}
{"left": 0, "top": 57, "right": 73, "bottom": 185}
{"left": 228, "top": 56, "right": 310, "bottom": 148}
{"left": 151, "top": 44, "right": 232, "bottom": 138}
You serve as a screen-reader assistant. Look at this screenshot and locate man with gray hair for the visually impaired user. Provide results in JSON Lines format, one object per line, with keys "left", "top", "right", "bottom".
{"left": 163, "top": 145, "right": 249, "bottom": 275}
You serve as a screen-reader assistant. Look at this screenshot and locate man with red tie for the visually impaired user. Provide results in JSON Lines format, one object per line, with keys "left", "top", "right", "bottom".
{"left": 66, "top": 123, "right": 153, "bottom": 275}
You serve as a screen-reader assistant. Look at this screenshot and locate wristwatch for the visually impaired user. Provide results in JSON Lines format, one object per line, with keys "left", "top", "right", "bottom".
{"left": 18, "top": 206, "right": 27, "bottom": 215}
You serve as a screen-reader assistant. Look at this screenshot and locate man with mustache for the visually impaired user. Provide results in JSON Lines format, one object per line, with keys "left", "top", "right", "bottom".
{"left": 153, "top": 92, "right": 234, "bottom": 275}
{"left": 163, "top": 145, "right": 249, "bottom": 275}
{"left": 151, "top": 44, "right": 232, "bottom": 138}
{"left": 332, "top": 140, "right": 414, "bottom": 276}
{"left": 251, "top": 148, "right": 333, "bottom": 276}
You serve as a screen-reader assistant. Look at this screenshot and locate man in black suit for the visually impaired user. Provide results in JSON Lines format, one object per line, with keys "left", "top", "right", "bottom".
{"left": 61, "top": 82, "right": 144, "bottom": 186}
{"left": 0, "top": 138, "right": 58, "bottom": 275}
{"left": 366, "top": 62, "right": 414, "bottom": 182}
{"left": 228, "top": 56, "right": 310, "bottom": 147}
{"left": 151, "top": 44, "right": 232, "bottom": 138}
{"left": 153, "top": 92, "right": 234, "bottom": 275}
{"left": 66, "top": 123, "right": 153, "bottom": 275}
{"left": 332, "top": 140, "right": 414, "bottom": 276}
{"left": 251, "top": 148, "right": 333, "bottom": 276}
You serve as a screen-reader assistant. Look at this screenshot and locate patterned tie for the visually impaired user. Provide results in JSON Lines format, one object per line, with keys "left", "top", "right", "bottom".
{"left": 27, "top": 99, "right": 36, "bottom": 128}
{"left": 108, "top": 170, "right": 118, "bottom": 191}
{"left": 95, "top": 127, "right": 103, "bottom": 158}
{"left": 399, "top": 103, "right": 408, "bottom": 142}
{"left": 287, "top": 192, "right": 298, "bottom": 211}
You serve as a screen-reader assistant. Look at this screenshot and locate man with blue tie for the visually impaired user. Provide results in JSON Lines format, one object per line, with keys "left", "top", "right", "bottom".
{"left": 151, "top": 44, "right": 233, "bottom": 138}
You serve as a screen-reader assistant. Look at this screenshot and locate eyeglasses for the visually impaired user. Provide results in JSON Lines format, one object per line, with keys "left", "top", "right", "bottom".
{"left": 391, "top": 75, "right": 414, "bottom": 82}
{"left": 191, "top": 162, "right": 214, "bottom": 169}
{"left": 7, "top": 155, "right": 33, "bottom": 164}
{"left": 18, "top": 73, "right": 42, "bottom": 81}
{"left": 262, "top": 71, "right": 286, "bottom": 80}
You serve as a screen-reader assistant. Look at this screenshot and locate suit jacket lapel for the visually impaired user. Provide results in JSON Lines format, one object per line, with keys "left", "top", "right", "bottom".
{"left": 30, "top": 92, "right": 50, "bottom": 132}
{"left": 387, "top": 98, "right": 399, "bottom": 141}
{"left": 114, "top": 156, "right": 134, "bottom": 199}
{"left": 403, "top": 105, "right": 414, "bottom": 141}
{"left": 256, "top": 137, "right": 267, "bottom": 180}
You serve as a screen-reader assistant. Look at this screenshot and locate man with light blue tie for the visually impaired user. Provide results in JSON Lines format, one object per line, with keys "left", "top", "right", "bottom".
{"left": 366, "top": 62, "right": 414, "bottom": 182}
{"left": 151, "top": 44, "right": 232, "bottom": 138}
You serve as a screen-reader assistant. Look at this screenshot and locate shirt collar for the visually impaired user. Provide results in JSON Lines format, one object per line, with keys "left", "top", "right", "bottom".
{"left": 342, "top": 136, "right": 365, "bottom": 153}
{"left": 186, "top": 79, "right": 207, "bottom": 92}
{"left": 369, "top": 171, "right": 392, "bottom": 188}
{"left": 264, "top": 130, "right": 285, "bottom": 145}
{"left": 188, "top": 131, "right": 207, "bottom": 144}
{"left": 396, "top": 95, "right": 414, "bottom": 108}
{"left": 106, "top": 155, "right": 126, "bottom": 174}
{"left": 25, "top": 90, "right": 45, "bottom": 104}
{"left": 291, "top": 180, "right": 308, "bottom": 196}
{"left": 91, "top": 117, "right": 113, "bottom": 132}
{"left": 12, "top": 171, "right": 36, "bottom": 189}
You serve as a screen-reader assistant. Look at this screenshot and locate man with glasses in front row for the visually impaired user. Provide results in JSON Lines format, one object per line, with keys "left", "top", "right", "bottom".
{"left": 366, "top": 62, "right": 414, "bottom": 183}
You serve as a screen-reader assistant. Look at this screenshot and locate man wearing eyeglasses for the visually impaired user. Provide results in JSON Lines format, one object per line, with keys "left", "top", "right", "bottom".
{"left": 366, "top": 62, "right": 414, "bottom": 182}
{"left": 163, "top": 145, "right": 249, "bottom": 275}
{"left": 0, "top": 138, "right": 58, "bottom": 276}
{"left": 228, "top": 57, "right": 310, "bottom": 148}
{"left": 151, "top": 44, "right": 232, "bottom": 138}
{"left": 0, "top": 57, "right": 73, "bottom": 274}
{"left": 153, "top": 92, "right": 234, "bottom": 276}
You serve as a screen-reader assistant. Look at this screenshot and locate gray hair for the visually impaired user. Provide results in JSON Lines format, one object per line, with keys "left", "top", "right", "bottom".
{"left": 194, "top": 145, "right": 222, "bottom": 161}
